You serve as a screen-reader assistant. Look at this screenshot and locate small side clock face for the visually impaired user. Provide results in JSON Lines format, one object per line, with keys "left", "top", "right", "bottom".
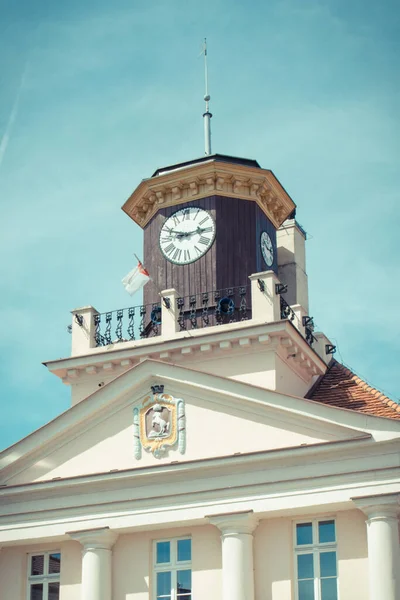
{"left": 260, "top": 231, "right": 274, "bottom": 267}
{"left": 159, "top": 206, "right": 216, "bottom": 265}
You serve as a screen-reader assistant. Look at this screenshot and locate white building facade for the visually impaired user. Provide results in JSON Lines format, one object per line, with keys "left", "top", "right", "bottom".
{"left": 0, "top": 155, "right": 399, "bottom": 600}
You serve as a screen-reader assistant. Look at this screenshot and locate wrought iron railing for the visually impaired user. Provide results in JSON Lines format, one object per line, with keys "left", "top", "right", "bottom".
{"left": 280, "top": 296, "right": 296, "bottom": 322}
{"left": 279, "top": 296, "right": 316, "bottom": 347}
{"left": 176, "top": 285, "right": 251, "bottom": 331}
{"left": 89, "top": 284, "right": 316, "bottom": 348}
{"left": 94, "top": 303, "right": 161, "bottom": 347}
{"left": 302, "top": 316, "right": 317, "bottom": 346}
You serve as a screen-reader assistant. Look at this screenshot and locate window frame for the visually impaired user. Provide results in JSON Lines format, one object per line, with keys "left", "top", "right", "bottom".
{"left": 293, "top": 518, "right": 339, "bottom": 600}
{"left": 153, "top": 536, "right": 192, "bottom": 600}
{"left": 26, "top": 551, "right": 61, "bottom": 600}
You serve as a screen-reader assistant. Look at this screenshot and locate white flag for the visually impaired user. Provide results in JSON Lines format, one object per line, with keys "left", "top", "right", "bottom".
{"left": 122, "top": 260, "right": 150, "bottom": 296}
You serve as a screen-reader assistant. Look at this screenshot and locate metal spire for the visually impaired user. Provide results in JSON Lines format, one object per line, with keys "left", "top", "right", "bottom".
{"left": 202, "top": 38, "right": 212, "bottom": 155}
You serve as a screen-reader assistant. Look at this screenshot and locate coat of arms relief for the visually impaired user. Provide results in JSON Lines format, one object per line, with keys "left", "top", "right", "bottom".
{"left": 133, "top": 385, "right": 186, "bottom": 459}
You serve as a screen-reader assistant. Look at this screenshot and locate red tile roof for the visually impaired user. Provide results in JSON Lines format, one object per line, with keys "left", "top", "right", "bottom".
{"left": 306, "top": 360, "right": 400, "bottom": 420}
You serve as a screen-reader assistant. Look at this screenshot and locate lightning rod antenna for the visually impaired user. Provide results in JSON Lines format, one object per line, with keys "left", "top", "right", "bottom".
{"left": 202, "top": 38, "right": 212, "bottom": 155}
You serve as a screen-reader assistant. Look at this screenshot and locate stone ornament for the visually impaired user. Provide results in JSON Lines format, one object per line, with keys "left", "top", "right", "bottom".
{"left": 133, "top": 385, "right": 186, "bottom": 459}
{"left": 122, "top": 161, "right": 295, "bottom": 229}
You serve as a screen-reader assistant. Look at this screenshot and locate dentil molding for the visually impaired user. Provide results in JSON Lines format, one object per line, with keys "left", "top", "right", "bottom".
{"left": 122, "top": 160, "right": 295, "bottom": 229}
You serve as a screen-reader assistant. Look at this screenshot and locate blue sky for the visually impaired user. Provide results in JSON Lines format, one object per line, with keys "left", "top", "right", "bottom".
{"left": 0, "top": 0, "right": 399, "bottom": 450}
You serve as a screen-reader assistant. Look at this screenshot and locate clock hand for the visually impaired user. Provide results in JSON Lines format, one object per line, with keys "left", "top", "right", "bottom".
{"left": 172, "top": 230, "right": 193, "bottom": 238}
{"left": 172, "top": 229, "right": 201, "bottom": 237}
{"left": 170, "top": 227, "right": 211, "bottom": 238}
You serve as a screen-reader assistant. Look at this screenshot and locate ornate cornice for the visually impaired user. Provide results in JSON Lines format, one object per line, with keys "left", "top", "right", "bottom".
{"left": 122, "top": 160, "right": 296, "bottom": 229}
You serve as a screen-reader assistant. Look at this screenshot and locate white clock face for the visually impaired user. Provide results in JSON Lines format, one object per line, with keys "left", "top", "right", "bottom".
{"left": 260, "top": 231, "right": 274, "bottom": 267}
{"left": 159, "top": 206, "right": 216, "bottom": 265}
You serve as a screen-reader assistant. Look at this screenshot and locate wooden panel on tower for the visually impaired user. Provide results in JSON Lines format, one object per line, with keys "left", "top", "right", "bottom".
{"left": 143, "top": 195, "right": 278, "bottom": 306}
{"left": 123, "top": 154, "right": 296, "bottom": 307}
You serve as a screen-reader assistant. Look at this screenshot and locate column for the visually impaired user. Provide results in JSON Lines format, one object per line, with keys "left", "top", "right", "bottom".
{"left": 68, "top": 527, "right": 118, "bottom": 600}
{"left": 209, "top": 511, "right": 258, "bottom": 600}
{"left": 352, "top": 493, "right": 400, "bottom": 600}
{"left": 249, "top": 271, "right": 281, "bottom": 322}
{"left": 71, "top": 306, "right": 99, "bottom": 355}
{"left": 160, "top": 288, "right": 180, "bottom": 336}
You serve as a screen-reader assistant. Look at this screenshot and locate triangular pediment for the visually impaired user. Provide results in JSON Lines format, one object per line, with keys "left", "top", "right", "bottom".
{"left": 0, "top": 360, "right": 383, "bottom": 486}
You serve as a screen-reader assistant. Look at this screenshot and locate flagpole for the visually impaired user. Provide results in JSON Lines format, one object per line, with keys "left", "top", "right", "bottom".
{"left": 202, "top": 38, "right": 212, "bottom": 155}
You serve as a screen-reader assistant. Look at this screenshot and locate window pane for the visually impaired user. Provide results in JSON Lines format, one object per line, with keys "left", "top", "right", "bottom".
{"left": 296, "top": 523, "right": 313, "bottom": 545}
{"left": 156, "top": 541, "right": 170, "bottom": 564}
{"left": 49, "top": 553, "right": 61, "bottom": 574}
{"left": 297, "top": 554, "right": 314, "bottom": 579}
{"left": 177, "top": 539, "right": 191, "bottom": 562}
{"left": 320, "top": 552, "right": 337, "bottom": 577}
{"left": 30, "top": 584, "right": 43, "bottom": 600}
{"left": 48, "top": 582, "right": 60, "bottom": 600}
{"left": 321, "top": 577, "right": 338, "bottom": 600}
{"left": 31, "top": 555, "right": 44, "bottom": 576}
{"left": 177, "top": 569, "right": 192, "bottom": 594}
{"left": 319, "top": 520, "right": 336, "bottom": 544}
{"left": 157, "top": 571, "right": 171, "bottom": 597}
{"left": 298, "top": 579, "right": 315, "bottom": 600}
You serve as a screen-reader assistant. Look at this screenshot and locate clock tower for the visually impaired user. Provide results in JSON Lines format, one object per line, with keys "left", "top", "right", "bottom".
{"left": 122, "top": 154, "right": 296, "bottom": 307}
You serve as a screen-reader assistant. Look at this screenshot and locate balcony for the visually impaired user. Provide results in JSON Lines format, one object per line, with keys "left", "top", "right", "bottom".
{"left": 69, "top": 271, "right": 324, "bottom": 360}
{"left": 43, "top": 271, "right": 335, "bottom": 405}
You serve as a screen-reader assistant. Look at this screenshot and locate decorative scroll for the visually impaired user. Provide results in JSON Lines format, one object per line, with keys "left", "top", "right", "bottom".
{"left": 177, "top": 399, "right": 186, "bottom": 455}
{"left": 133, "top": 407, "right": 141, "bottom": 459}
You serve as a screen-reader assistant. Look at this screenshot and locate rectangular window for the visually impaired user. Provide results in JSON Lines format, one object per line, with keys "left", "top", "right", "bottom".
{"left": 294, "top": 519, "right": 338, "bottom": 600}
{"left": 154, "top": 537, "right": 192, "bottom": 600}
{"left": 27, "top": 552, "right": 61, "bottom": 600}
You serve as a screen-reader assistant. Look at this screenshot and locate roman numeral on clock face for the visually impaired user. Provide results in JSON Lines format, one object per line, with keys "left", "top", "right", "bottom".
{"left": 172, "top": 248, "right": 182, "bottom": 262}
{"left": 163, "top": 242, "right": 175, "bottom": 256}
{"left": 199, "top": 236, "right": 210, "bottom": 246}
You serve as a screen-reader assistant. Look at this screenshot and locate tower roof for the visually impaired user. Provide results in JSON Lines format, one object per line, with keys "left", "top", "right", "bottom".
{"left": 306, "top": 360, "right": 400, "bottom": 420}
{"left": 152, "top": 154, "right": 261, "bottom": 177}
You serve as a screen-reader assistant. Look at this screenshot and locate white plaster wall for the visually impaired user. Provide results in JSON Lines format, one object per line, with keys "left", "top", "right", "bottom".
{"left": 336, "top": 509, "right": 369, "bottom": 600}
{"left": 0, "top": 546, "right": 25, "bottom": 600}
{"left": 113, "top": 525, "right": 221, "bottom": 600}
{"left": 9, "top": 392, "right": 331, "bottom": 483}
{"left": 183, "top": 349, "right": 277, "bottom": 389}
{"left": 69, "top": 348, "right": 278, "bottom": 407}
{"left": 255, "top": 518, "right": 293, "bottom": 600}
{"left": 0, "top": 541, "right": 81, "bottom": 600}
{"left": 275, "top": 355, "right": 311, "bottom": 397}
{"left": 254, "top": 511, "right": 369, "bottom": 600}
{"left": 70, "top": 374, "right": 118, "bottom": 405}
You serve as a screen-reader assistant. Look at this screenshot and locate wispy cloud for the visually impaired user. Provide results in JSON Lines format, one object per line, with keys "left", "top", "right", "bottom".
{"left": 0, "top": 61, "right": 29, "bottom": 171}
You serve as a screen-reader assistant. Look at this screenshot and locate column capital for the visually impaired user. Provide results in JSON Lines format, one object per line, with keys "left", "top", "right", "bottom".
{"left": 67, "top": 526, "right": 118, "bottom": 550}
{"left": 208, "top": 510, "right": 259, "bottom": 535}
{"left": 352, "top": 493, "right": 400, "bottom": 520}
